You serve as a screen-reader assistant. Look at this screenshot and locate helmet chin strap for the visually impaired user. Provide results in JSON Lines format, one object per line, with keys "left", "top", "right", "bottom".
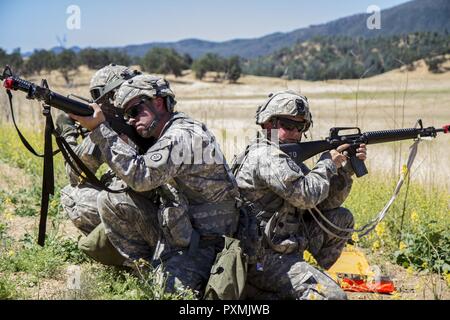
{"left": 139, "top": 103, "right": 161, "bottom": 138}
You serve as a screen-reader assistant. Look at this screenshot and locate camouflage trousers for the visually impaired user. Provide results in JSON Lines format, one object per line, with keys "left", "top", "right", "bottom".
{"left": 97, "top": 184, "right": 217, "bottom": 294}
{"left": 60, "top": 183, "right": 102, "bottom": 235}
{"left": 245, "top": 207, "right": 354, "bottom": 300}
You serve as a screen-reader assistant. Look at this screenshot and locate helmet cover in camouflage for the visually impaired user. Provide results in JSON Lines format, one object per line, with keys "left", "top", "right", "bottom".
{"left": 255, "top": 90, "right": 312, "bottom": 130}
{"left": 89, "top": 64, "right": 139, "bottom": 101}
{"left": 114, "top": 74, "right": 177, "bottom": 109}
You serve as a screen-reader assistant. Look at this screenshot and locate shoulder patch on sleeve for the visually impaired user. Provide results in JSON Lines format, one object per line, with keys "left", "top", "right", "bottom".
{"left": 150, "top": 153, "right": 163, "bottom": 162}
{"left": 286, "top": 158, "right": 300, "bottom": 173}
{"left": 145, "top": 139, "right": 172, "bottom": 167}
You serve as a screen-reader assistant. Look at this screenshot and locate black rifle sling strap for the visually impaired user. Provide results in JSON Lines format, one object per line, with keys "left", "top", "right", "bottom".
{"left": 53, "top": 131, "right": 129, "bottom": 194}
{"left": 38, "top": 105, "right": 55, "bottom": 246}
{"left": 6, "top": 89, "right": 59, "bottom": 157}
{"left": 7, "top": 89, "right": 128, "bottom": 246}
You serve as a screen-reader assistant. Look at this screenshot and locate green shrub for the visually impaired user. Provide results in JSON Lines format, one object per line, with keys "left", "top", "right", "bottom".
{"left": 346, "top": 175, "right": 449, "bottom": 273}
{"left": 0, "top": 275, "right": 24, "bottom": 299}
{"left": 394, "top": 221, "right": 450, "bottom": 273}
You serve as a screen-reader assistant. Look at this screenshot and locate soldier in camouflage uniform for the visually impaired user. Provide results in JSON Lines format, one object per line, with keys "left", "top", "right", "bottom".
{"left": 233, "top": 90, "right": 367, "bottom": 300}
{"left": 57, "top": 64, "right": 139, "bottom": 236}
{"left": 70, "top": 74, "right": 240, "bottom": 294}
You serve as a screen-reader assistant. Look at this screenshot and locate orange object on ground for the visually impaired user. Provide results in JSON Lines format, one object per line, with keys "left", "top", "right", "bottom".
{"left": 339, "top": 275, "right": 395, "bottom": 294}
{"left": 327, "top": 246, "right": 396, "bottom": 294}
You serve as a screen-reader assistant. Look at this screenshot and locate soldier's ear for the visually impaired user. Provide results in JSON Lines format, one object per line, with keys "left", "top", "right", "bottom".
{"left": 153, "top": 97, "right": 166, "bottom": 112}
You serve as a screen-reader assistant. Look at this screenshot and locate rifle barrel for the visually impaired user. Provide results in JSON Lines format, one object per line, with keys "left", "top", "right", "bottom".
{"left": 3, "top": 75, "right": 93, "bottom": 116}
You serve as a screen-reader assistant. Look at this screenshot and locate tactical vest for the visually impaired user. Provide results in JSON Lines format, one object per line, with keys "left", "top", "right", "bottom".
{"left": 232, "top": 135, "right": 304, "bottom": 256}
{"left": 158, "top": 113, "right": 240, "bottom": 247}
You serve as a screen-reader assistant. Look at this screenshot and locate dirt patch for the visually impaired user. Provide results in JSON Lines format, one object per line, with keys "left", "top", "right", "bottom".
{"left": 346, "top": 250, "right": 450, "bottom": 300}
{"left": 0, "top": 161, "right": 32, "bottom": 191}
{"left": 5, "top": 215, "right": 81, "bottom": 242}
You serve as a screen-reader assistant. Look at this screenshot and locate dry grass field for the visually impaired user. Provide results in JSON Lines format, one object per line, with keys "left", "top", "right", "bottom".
{"left": 0, "top": 62, "right": 449, "bottom": 300}
{"left": 2, "top": 61, "right": 448, "bottom": 188}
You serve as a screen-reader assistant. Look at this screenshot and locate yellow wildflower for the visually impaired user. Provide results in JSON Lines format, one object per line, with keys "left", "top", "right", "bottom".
{"left": 411, "top": 211, "right": 419, "bottom": 224}
{"left": 399, "top": 241, "right": 407, "bottom": 251}
{"left": 372, "top": 240, "right": 381, "bottom": 251}
{"left": 50, "top": 198, "right": 59, "bottom": 209}
{"left": 4, "top": 210, "right": 13, "bottom": 221}
{"left": 406, "top": 266, "right": 414, "bottom": 276}
{"left": 303, "top": 250, "right": 318, "bottom": 266}
{"left": 375, "top": 223, "right": 386, "bottom": 238}
{"left": 351, "top": 233, "right": 359, "bottom": 243}
{"left": 401, "top": 164, "right": 408, "bottom": 177}
{"left": 4, "top": 197, "right": 13, "bottom": 206}
{"left": 444, "top": 272, "right": 450, "bottom": 287}
{"left": 7, "top": 250, "right": 15, "bottom": 257}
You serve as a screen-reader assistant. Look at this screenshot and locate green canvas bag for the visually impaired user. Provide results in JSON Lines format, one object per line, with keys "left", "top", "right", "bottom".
{"left": 78, "top": 223, "right": 126, "bottom": 266}
{"left": 203, "top": 236, "right": 247, "bottom": 300}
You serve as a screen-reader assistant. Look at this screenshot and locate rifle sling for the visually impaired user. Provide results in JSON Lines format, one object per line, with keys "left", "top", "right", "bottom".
{"left": 7, "top": 90, "right": 128, "bottom": 246}
{"left": 38, "top": 107, "right": 55, "bottom": 246}
{"left": 54, "top": 132, "right": 129, "bottom": 194}
{"left": 6, "top": 89, "right": 59, "bottom": 157}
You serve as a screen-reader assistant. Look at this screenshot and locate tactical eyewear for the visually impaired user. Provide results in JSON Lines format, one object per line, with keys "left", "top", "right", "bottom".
{"left": 90, "top": 87, "right": 103, "bottom": 101}
{"left": 123, "top": 99, "right": 149, "bottom": 120}
{"left": 276, "top": 117, "right": 308, "bottom": 132}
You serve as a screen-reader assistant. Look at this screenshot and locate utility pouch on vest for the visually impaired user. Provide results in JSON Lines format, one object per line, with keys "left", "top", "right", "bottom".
{"left": 203, "top": 236, "right": 247, "bottom": 300}
{"left": 235, "top": 205, "right": 263, "bottom": 265}
{"left": 188, "top": 200, "right": 239, "bottom": 236}
{"left": 78, "top": 223, "right": 126, "bottom": 266}
{"left": 158, "top": 205, "right": 193, "bottom": 248}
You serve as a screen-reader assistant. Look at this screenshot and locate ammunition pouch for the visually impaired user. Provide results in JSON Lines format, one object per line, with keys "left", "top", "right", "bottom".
{"left": 158, "top": 199, "right": 239, "bottom": 250}
{"left": 158, "top": 205, "right": 193, "bottom": 248}
{"left": 188, "top": 200, "right": 239, "bottom": 237}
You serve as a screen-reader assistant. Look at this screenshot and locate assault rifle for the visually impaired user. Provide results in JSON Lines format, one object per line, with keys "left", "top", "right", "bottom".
{"left": 0, "top": 66, "right": 153, "bottom": 153}
{"left": 280, "top": 121, "right": 449, "bottom": 177}
{"left": 0, "top": 66, "right": 152, "bottom": 246}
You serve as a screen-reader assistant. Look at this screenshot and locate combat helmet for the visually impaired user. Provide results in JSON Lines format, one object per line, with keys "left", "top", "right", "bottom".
{"left": 114, "top": 74, "right": 177, "bottom": 112}
{"left": 89, "top": 64, "right": 141, "bottom": 103}
{"left": 255, "top": 90, "right": 312, "bottom": 132}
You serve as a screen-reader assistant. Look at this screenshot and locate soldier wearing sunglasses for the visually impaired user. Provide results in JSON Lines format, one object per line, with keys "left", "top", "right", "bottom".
{"left": 70, "top": 74, "right": 240, "bottom": 296}
{"left": 57, "top": 65, "right": 143, "bottom": 267}
{"left": 232, "top": 90, "right": 367, "bottom": 300}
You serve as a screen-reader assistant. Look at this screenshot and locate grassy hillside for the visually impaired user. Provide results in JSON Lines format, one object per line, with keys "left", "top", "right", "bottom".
{"left": 0, "top": 65, "right": 449, "bottom": 300}
{"left": 117, "top": 0, "right": 450, "bottom": 59}
{"left": 243, "top": 33, "right": 450, "bottom": 80}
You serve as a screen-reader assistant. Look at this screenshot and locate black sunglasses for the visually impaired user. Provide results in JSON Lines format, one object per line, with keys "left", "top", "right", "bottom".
{"left": 90, "top": 87, "right": 103, "bottom": 101}
{"left": 123, "top": 99, "right": 149, "bottom": 120}
{"left": 276, "top": 117, "right": 308, "bottom": 132}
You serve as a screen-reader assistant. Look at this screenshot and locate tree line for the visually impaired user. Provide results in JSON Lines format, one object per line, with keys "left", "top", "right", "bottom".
{"left": 243, "top": 32, "right": 450, "bottom": 80}
{"left": 0, "top": 47, "right": 242, "bottom": 84}
{"left": 1, "top": 31, "right": 448, "bottom": 84}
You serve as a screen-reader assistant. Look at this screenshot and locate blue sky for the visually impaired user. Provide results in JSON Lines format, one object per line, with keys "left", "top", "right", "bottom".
{"left": 0, "top": 0, "right": 409, "bottom": 53}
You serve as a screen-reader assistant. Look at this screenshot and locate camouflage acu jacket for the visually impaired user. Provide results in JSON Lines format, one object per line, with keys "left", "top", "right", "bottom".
{"left": 89, "top": 112, "right": 240, "bottom": 237}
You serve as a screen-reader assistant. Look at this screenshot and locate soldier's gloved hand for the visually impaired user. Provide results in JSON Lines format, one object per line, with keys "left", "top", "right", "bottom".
{"left": 330, "top": 144, "right": 350, "bottom": 168}
{"left": 55, "top": 113, "right": 79, "bottom": 142}
{"left": 69, "top": 103, "right": 106, "bottom": 131}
